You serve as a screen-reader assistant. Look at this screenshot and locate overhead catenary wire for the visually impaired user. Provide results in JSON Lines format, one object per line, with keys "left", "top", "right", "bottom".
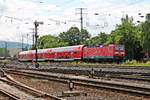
{"left": 0, "top": 0, "right": 148, "bottom": 40}
{"left": 87, "top": 0, "right": 143, "bottom": 12}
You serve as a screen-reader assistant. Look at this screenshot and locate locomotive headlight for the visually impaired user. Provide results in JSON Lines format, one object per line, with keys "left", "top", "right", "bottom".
{"left": 121, "top": 52, "right": 125, "bottom": 54}
{"left": 115, "top": 52, "right": 119, "bottom": 54}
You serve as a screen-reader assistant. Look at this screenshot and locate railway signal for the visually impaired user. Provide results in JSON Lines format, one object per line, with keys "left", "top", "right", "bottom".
{"left": 34, "top": 20, "right": 43, "bottom": 68}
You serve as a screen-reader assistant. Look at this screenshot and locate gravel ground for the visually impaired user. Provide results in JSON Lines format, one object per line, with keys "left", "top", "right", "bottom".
{"left": 0, "top": 92, "right": 10, "bottom": 100}
{"left": 10, "top": 74, "right": 149, "bottom": 100}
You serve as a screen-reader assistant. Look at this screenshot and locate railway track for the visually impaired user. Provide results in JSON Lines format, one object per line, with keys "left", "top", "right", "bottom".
{"left": 2, "top": 61, "right": 150, "bottom": 84}
{"left": 3, "top": 62, "right": 150, "bottom": 75}
{"left": 2, "top": 61, "right": 150, "bottom": 78}
{"left": 0, "top": 68, "right": 64, "bottom": 100}
{"left": 4, "top": 67, "right": 150, "bottom": 83}
{"left": 4, "top": 68, "right": 150, "bottom": 98}
{"left": 0, "top": 89, "right": 20, "bottom": 100}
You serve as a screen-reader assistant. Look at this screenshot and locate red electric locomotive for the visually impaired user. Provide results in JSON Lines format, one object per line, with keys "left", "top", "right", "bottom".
{"left": 18, "top": 44, "right": 125, "bottom": 62}
{"left": 83, "top": 44, "right": 125, "bottom": 62}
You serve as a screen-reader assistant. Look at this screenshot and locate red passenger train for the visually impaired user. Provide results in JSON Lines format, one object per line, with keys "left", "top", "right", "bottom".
{"left": 18, "top": 44, "right": 125, "bottom": 62}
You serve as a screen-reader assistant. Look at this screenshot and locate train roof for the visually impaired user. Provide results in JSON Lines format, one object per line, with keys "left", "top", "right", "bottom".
{"left": 86, "top": 44, "right": 116, "bottom": 48}
{"left": 19, "top": 45, "right": 84, "bottom": 54}
{"left": 51, "top": 45, "right": 84, "bottom": 52}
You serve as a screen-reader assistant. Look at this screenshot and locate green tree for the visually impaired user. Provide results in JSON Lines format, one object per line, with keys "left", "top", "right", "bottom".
{"left": 84, "top": 32, "right": 108, "bottom": 46}
{"left": 38, "top": 35, "right": 68, "bottom": 49}
{"left": 140, "top": 14, "right": 150, "bottom": 58}
{"left": 107, "top": 15, "right": 143, "bottom": 60}
{"left": 59, "top": 27, "right": 90, "bottom": 46}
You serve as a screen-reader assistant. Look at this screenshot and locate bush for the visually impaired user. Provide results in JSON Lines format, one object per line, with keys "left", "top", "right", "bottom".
{"left": 124, "top": 60, "right": 138, "bottom": 65}
{"left": 146, "top": 61, "right": 150, "bottom": 65}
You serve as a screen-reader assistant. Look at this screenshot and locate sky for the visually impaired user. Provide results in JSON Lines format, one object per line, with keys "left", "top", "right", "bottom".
{"left": 0, "top": 0, "right": 150, "bottom": 44}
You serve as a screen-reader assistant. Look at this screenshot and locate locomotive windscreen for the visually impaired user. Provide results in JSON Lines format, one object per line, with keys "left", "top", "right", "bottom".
{"left": 115, "top": 45, "right": 124, "bottom": 51}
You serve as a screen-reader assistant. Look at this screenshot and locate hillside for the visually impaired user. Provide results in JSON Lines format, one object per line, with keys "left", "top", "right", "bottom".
{"left": 0, "top": 41, "right": 31, "bottom": 49}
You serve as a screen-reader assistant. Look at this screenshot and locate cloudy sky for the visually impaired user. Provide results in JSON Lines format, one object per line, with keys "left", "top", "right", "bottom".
{"left": 0, "top": 0, "right": 150, "bottom": 43}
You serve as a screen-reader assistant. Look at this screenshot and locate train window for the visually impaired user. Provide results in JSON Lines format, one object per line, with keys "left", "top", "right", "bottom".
{"left": 116, "top": 45, "right": 124, "bottom": 51}
{"left": 74, "top": 51, "right": 78, "bottom": 54}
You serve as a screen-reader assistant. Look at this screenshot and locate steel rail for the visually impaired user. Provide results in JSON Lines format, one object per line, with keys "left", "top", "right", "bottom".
{"left": 0, "top": 69, "right": 65, "bottom": 100}
{"left": 0, "top": 89, "right": 20, "bottom": 100}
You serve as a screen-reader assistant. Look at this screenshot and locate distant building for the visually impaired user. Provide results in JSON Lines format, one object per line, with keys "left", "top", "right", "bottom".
{"left": 8, "top": 48, "right": 22, "bottom": 57}
{"left": 0, "top": 48, "right": 22, "bottom": 58}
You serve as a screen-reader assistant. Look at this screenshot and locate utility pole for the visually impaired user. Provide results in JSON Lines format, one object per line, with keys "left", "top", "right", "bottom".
{"left": 29, "top": 28, "right": 35, "bottom": 49}
{"left": 4, "top": 41, "right": 7, "bottom": 59}
{"left": 34, "top": 20, "right": 43, "bottom": 68}
{"left": 26, "top": 33, "right": 29, "bottom": 50}
{"left": 21, "top": 35, "right": 24, "bottom": 51}
{"left": 32, "top": 29, "right": 35, "bottom": 48}
{"left": 76, "top": 8, "right": 87, "bottom": 32}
